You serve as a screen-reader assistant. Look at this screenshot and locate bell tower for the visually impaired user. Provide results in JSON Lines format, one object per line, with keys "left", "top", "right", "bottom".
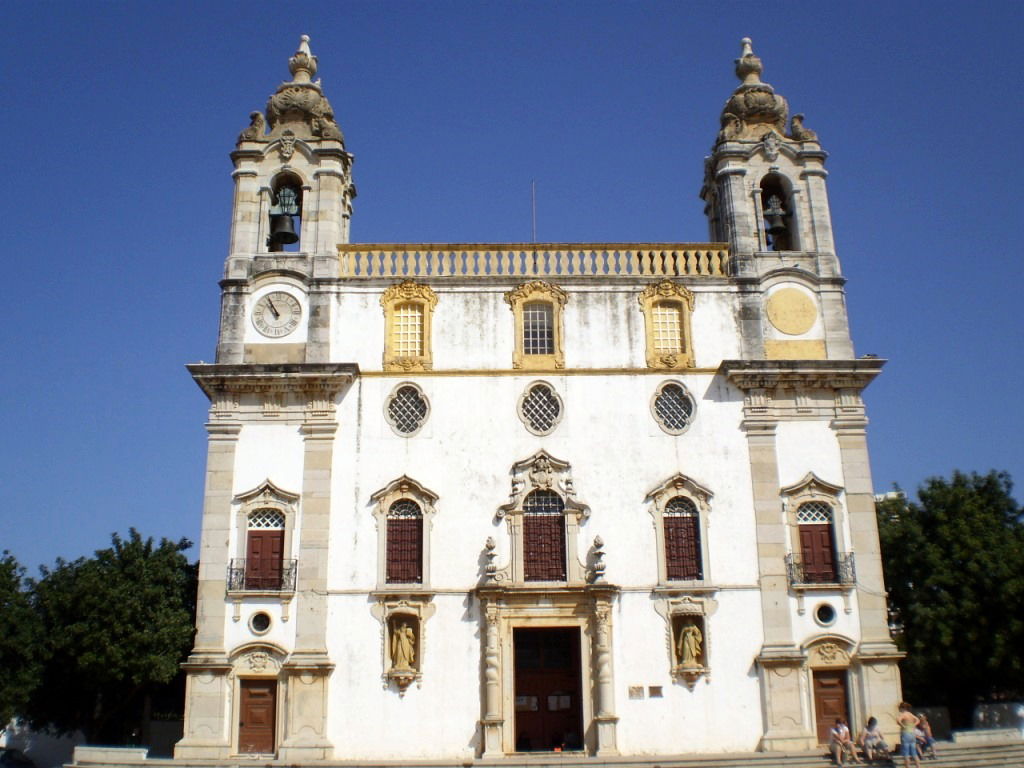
{"left": 701, "top": 38, "right": 853, "bottom": 360}
{"left": 217, "top": 35, "right": 355, "bottom": 364}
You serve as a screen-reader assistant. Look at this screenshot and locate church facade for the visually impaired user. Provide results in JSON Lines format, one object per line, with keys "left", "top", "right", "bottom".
{"left": 175, "top": 37, "right": 903, "bottom": 761}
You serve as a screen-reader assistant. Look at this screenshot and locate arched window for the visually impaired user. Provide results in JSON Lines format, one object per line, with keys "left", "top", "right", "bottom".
{"left": 370, "top": 476, "right": 438, "bottom": 590}
{"left": 245, "top": 509, "right": 285, "bottom": 589}
{"left": 796, "top": 501, "right": 837, "bottom": 583}
{"left": 523, "top": 489, "right": 567, "bottom": 582}
{"left": 386, "top": 499, "right": 424, "bottom": 584}
{"left": 267, "top": 172, "right": 303, "bottom": 253}
{"left": 664, "top": 497, "right": 703, "bottom": 581}
{"left": 760, "top": 173, "right": 794, "bottom": 252}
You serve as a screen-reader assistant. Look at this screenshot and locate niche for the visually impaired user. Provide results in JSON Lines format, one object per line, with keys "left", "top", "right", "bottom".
{"left": 760, "top": 173, "right": 794, "bottom": 251}
{"left": 267, "top": 172, "right": 303, "bottom": 252}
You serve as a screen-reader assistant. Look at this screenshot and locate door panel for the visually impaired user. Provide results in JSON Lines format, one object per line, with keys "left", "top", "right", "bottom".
{"left": 800, "top": 523, "right": 837, "bottom": 583}
{"left": 246, "top": 530, "right": 284, "bottom": 589}
{"left": 239, "top": 679, "right": 276, "bottom": 754}
{"left": 514, "top": 627, "right": 582, "bottom": 751}
{"left": 813, "top": 670, "right": 848, "bottom": 744}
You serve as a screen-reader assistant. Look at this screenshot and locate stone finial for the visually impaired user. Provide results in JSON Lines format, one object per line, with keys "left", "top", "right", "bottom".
{"left": 735, "top": 37, "right": 764, "bottom": 85}
{"left": 288, "top": 34, "right": 318, "bottom": 84}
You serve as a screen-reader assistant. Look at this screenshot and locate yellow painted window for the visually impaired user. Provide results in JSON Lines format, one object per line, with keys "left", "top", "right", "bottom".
{"left": 652, "top": 301, "right": 684, "bottom": 354}
{"left": 393, "top": 302, "right": 424, "bottom": 357}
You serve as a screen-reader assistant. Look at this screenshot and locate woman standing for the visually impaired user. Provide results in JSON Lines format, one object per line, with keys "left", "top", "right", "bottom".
{"left": 897, "top": 702, "right": 922, "bottom": 768}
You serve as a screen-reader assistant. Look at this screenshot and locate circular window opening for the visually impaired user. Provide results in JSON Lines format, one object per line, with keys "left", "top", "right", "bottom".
{"left": 386, "top": 383, "right": 429, "bottom": 436}
{"left": 249, "top": 612, "right": 272, "bottom": 635}
{"left": 652, "top": 381, "right": 695, "bottom": 434}
{"left": 814, "top": 603, "right": 837, "bottom": 627}
{"left": 518, "top": 382, "right": 563, "bottom": 435}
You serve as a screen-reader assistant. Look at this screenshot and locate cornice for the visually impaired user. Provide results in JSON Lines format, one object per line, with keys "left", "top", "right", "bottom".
{"left": 719, "top": 358, "right": 885, "bottom": 392}
{"left": 187, "top": 362, "right": 358, "bottom": 401}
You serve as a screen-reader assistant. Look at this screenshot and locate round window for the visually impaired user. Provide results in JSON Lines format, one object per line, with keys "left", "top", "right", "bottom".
{"left": 385, "top": 383, "right": 429, "bottom": 436}
{"left": 518, "top": 382, "right": 563, "bottom": 436}
{"left": 249, "top": 612, "right": 272, "bottom": 635}
{"left": 814, "top": 603, "right": 837, "bottom": 627}
{"left": 652, "top": 381, "right": 695, "bottom": 434}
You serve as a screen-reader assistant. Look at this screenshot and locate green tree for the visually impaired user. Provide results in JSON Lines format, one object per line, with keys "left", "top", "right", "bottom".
{"left": 0, "top": 551, "right": 43, "bottom": 726}
{"left": 24, "top": 530, "right": 196, "bottom": 742}
{"left": 878, "top": 470, "right": 1024, "bottom": 726}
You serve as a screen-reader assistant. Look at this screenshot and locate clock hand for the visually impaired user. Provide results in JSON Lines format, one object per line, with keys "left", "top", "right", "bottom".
{"left": 266, "top": 297, "right": 280, "bottom": 318}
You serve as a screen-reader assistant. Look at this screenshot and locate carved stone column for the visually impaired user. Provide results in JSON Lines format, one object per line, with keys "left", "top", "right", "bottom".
{"left": 481, "top": 601, "right": 503, "bottom": 758}
{"left": 592, "top": 598, "right": 619, "bottom": 755}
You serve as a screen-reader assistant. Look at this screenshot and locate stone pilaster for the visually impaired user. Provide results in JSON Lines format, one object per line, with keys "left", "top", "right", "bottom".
{"left": 480, "top": 601, "right": 503, "bottom": 758}
{"left": 592, "top": 598, "right": 619, "bottom": 755}
{"left": 215, "top": 281, "right": 249, "bottom": 364}
{"left": 176, "top": 420, "right": 240, "bottom": 759}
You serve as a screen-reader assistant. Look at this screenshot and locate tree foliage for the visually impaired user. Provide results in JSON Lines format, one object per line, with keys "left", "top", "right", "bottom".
{"left": 23, "top": 530, "right": 196, "bottom": 742}
{"left": 878, "top": 470, "right": 1024, "bottom": 724}
{"left": 0, "top": 551, "right": 43, "bottom": 726}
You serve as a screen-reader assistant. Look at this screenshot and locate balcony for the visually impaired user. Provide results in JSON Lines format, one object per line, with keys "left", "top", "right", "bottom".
{"left": 226, "top": 558, "right": 297, "bottom": 593}
{"left": 785, "top": 552, "right": 856, "bottom": 588}
{"left": 338, "top": 243, "right": 731, "bottom": 279}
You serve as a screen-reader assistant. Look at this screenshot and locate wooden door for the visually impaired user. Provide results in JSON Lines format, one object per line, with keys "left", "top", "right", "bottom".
{"left": 513, "top": 628, "right": 583, "bottom": 752}
{"left": 238, "top": 679, "right": 276, "bottom": 754}
{"left": 813, "top": 670, "right": 849, "bottom": 744}
{"left": 245, "top": 530, "right": 283, "bottom": 589}
{"left": 800, "top": 523, "right": 837, "bottom": 583}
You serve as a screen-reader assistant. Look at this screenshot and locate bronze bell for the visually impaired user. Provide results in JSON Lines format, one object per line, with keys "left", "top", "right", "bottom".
{"left": 268, "top": 214, "right": 299, "bottom": 247}
{"left": 763, "top": 195, "right": 787, "bottom": 237}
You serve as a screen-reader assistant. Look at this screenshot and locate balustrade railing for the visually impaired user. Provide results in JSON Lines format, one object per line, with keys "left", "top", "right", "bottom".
{"left": 785, "top": 552, "right": 856, "bottom": 587}
{"left": 338, "top": 243, "right": 731, "bottom": 279}
{"left": 226, "top": 558, "right": 297, "bottom": 592}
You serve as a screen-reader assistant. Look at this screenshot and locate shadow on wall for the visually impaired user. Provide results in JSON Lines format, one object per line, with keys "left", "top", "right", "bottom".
{"left": 0, "top": 721, "right": 84, "bottom": 768}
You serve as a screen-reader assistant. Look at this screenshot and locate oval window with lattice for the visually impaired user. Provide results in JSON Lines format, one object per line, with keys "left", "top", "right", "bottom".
{"left": 652, "top": 381, "right": 695, "bottom": 434}
{"left": 385, "top": 383, "right": 429, "bottom": 436}
{"left": 518, "top": 381, "right": 563, "bottom": 435}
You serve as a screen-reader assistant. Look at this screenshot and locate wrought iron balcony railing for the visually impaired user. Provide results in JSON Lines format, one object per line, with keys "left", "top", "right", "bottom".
{"left": 785, "top": 552, "right": 856, "bottom": 587}
{"left": 226, "top": 559, "right": 297, "bottom": 592}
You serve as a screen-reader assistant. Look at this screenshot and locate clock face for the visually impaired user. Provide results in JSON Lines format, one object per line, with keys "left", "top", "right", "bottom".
{"left": 252, "top": 291, "right": 302, "bottom": 338}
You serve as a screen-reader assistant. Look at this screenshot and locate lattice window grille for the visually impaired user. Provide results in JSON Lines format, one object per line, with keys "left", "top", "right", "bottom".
{"left": 393, "top": 302, "right": 424, "bottom": 357}
{"left": 665, "top": 496, "right": 698, "bottom": 517}
{"left": 387, "top": 385, "right": 428, "bottom": 434}
{"left": 524, "top": 489, "right": 565, "bottom": 515}
{"left": 248, "top": 509, "right": 285, "bottom": 529}
{"left": 652, "top": 302, "right": 684, "bottom": 354}
{"left": 388, "top": 499, "right": 422, "bottom": 519}
{"left": 797, "top": 501, "right": 834, "bottom": 524}
{"left": 521, "top": 384, "right": 561, "bottom": 434}
{"left": 653, "top": 383, "right": 695, "bottom": 432}
{"left": 523, "top": 489, "right": 567, "bottom": 581}
{"left": 523, "top": 302, "right": 554, "bottom": 355}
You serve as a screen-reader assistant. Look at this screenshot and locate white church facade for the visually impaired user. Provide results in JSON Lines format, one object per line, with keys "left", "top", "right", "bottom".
{"left": 176, "top": 37, "right": 903, "bottom": 761}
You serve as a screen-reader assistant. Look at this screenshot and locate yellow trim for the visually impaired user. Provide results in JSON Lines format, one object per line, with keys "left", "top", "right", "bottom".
{"left": 638, "top": 280, "right": 696, "bottom": 369}
{"left": 504, "top": 281, "right": 567, "bottom": 371}
{"left": 764, "top": 339, "right": 826, "bottom": 360}
{"left": 380, "top": 281, "right": 438, "bottom": 372}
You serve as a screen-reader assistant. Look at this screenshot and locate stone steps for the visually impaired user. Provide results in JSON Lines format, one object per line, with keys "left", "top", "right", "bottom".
{"left": 71, "top": 741, "right": 1024, "bottom": 768}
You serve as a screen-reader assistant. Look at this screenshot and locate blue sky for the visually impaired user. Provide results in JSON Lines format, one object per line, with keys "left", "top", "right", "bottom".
{"left": 2, "top": 1, "right": 1021, "bottom": 571}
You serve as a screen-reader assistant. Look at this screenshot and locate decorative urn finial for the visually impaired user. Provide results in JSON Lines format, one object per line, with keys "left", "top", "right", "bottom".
{"left": 716, "top": 36, "right": 789, "bottom": 144}
{"left": 734, "top": 37, "right": 763, "bottom": 85}
{"left": 288, "top": 34, "right": 318, "bottom": 84}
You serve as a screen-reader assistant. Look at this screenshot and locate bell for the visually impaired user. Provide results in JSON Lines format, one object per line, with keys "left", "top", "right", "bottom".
{"left": 763, "top": 195, "right": 788, "bottom": 237}
{"left": 268, "top": 214, "right": 298, "bottom": 247}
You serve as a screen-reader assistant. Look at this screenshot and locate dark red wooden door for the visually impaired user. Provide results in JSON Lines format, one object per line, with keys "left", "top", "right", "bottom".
{"left": 239, "top": 679, "right": 276, "bottom": 754}
{"left": 514, "top": 628, "right": 583, "bottom": 752}
{"left": 800, "top": 523, "right": 836, "bottom": 583}
{"left": 245, "top": 530, "right": 283, "bottom": 589}
{"left": 813, "top": 671, "right": 848, "bottom": 744}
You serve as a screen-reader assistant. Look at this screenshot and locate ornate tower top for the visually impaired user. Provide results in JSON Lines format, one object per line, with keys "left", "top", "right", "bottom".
{"left": 715, "top": 38, "right": 819, "bottom": 146}
{"left": 236, "top": 35, "right": 345, "bottom": 146}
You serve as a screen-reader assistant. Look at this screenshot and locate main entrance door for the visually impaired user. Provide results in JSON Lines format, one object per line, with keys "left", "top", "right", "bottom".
{"left": 513, "top": 627, "right": 583, "bottom": 752}
{"left": 238, "top": 679, "right": 276, "bottom": 754}
{"left": 813, "top": 670, "right": 849, "bottom": 744}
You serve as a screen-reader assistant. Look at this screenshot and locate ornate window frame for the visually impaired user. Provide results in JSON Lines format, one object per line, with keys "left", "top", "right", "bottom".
{"left": 650, "top": 380, "right": 697, "bottom": 435}
{"left": 517, "top": 380, "right": 564, "bottom": 436}
{"left": 381, "top": 281, "right": 438, "bottom": 372}
{"left": 229, "top": 480, "right": 300, "bottom": 620}
{"left": 781, "top": 473, "right": 854, "bottom": 613}
{"left": 645, "top": 473, "right": 713, "bottom": 588}
{"left": 638, "top": 280, "right": 695, "bottom": 369}
{"left": 227, "top": 641, "right": 287, "bottom": 757}
{"left": 653, "top": 595, "right": 717, "bottom": 689}
{"left": 492, "top": 451, "right": 590, "bottom": 585}
{"left": 384, "top": 381, "right": 430, "bottom": 437}
{"left": 369, "top": 475, "right": 438, "bottom": 591}
{"left": 504, "top": 281, "right": 567, "bottom": 371}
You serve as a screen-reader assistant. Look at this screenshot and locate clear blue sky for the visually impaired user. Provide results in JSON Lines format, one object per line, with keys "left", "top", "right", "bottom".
{"left": 2, "top": 1, "right": 1021, "bottom": 571}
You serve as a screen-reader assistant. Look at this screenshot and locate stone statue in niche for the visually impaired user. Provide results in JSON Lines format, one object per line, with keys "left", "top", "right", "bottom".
{"left": 677, "top": 624, "right": 703, "bottom": 668}
{"left": 390, "top": 620, "right": 417, "bottom": 671}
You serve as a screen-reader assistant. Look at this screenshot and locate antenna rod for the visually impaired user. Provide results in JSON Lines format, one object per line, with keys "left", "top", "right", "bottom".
{"left": 531, "top": 180, "right": 537, "bottom": 243}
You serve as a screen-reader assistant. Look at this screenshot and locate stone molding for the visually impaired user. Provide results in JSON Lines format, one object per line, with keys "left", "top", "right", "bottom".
{"left": 380, "top": 280, "right": 438, "bottom": 372}
{"left": 369, "top": 595, "right": 436, "bottom": 695}
{"left": 644, "top": 473, "right": 714, "bottom": 587}
{"left": 504, "top": 281, "right": 567, "bottom": 371}
{"left": 637, "top": 280, "right": 696, "bottom": 369}
{"left": 368, "top": 475, "right": 439, "bottom": 591}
